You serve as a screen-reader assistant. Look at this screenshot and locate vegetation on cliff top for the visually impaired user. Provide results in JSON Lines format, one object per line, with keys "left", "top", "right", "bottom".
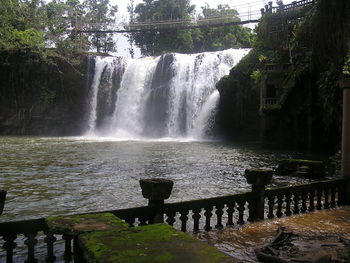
{"left": 130, "top": 0, "right": 254, "bottom": 56}
{"left": 0, "top": 0, "right": 118, "bottom": 57}
{"left": 0, "top": 0, "right": 255, "bottom": 59}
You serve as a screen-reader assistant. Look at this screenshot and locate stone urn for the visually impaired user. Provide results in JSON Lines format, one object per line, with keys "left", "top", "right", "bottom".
{"left": 139, "top": 178, "right": 174, "bottom": 201}
{"left": 0, "top": 190, "right": 7, "bottom": 216}
{"left": 245, "top": 168, "right": 273, "bottom": 186}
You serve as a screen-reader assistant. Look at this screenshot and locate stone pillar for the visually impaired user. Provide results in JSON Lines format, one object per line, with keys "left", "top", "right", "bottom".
{"left": 265, "top": 5, "right": 269, "bottom": 13}
{"left": 139, "top": 178, "right": 174, "bottom": 223}
{"left": 268, "top": 1, "right": 273, "bottom": 11}
{"left": 245, "top": 168, "right": 273, "bottom": 221}
{"left": 0, "top": 190, "right": 6, "bottom": 216}
{"left": 340, "top": 75, "right": 350, "bottom": 204}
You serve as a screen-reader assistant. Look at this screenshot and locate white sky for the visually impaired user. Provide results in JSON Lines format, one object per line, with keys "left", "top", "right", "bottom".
{"left": 112, "top": 0, "right": 297, "bottom": 19}
{"left": 110, "top": 0, "right": 296, "bottom": 57}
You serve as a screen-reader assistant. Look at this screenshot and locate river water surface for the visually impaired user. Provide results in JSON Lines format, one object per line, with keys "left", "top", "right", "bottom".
{"left": 0, "top": 136, "right": 314, "bottom": 222}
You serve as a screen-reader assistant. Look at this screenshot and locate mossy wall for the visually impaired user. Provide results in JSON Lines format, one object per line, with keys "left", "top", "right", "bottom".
{"left": 217, "top": 0, "right": 350, "bottom": 151}
{"left": 0, "top": 51, "right": 91, "bottom": 135}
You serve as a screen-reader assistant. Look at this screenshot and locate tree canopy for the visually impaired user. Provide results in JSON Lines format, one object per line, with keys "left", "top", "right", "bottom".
{"left": 0, "top": 0, "right": 255, "bottom": 58}
{"left": 130, "top": 0, "right": 254, "bottom": 56}
{"left": 0, "top": 0, "right": 118, "bottom": 57}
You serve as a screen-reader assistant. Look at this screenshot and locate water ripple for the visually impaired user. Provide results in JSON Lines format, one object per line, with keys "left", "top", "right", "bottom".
{"left": 0, "top": 136, "right": 319, "bottom": 222}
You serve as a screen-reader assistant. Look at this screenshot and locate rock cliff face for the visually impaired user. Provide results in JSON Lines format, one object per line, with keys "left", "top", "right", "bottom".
{"left": 0, "top": 52, "right": 91, "bottom": 135}
{"left": 217, "top": 0, "right": 350, "bottom": 151}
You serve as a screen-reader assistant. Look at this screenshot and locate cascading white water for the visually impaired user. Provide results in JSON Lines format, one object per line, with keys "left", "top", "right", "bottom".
{"left": 85, "top": 48, "right": 249, "bottom": 140}
{"left": 86, "top": 57, "right": 105, "bottom": 135}
{"left": 191, "top": 90, "right": 220, "bottom": 139}
{"left": 108, "top": 57, "right": 161, "bottom": 138}
{"left": 86, "top": 56, "right": 117, "bottom": 135}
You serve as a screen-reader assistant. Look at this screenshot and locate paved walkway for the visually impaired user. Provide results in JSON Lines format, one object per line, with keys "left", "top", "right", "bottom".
{"left": 195, "top": 207, "right": 350, "bottom": 262}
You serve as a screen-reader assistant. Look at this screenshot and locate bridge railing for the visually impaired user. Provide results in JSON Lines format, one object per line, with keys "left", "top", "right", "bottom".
{"left": 78, "top": 10, "right": 262, "bottom": 33}
{"left": 0, "top": 177, "right": 347, "bottom": 262}
{"left": 263, "top": 98, "right": 278, "bottom": 106}
{"left": 263, "top": 0, "right": 314, "bottom": 14}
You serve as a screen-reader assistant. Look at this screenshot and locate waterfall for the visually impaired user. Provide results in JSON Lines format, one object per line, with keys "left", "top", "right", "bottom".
{"left": 85, "top": 48, "right": 249, "bottom": 140}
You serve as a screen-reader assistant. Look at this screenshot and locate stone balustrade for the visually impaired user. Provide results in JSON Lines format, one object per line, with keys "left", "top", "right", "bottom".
{"left": 0, "top": 174, "right": 347, "bottom": 262}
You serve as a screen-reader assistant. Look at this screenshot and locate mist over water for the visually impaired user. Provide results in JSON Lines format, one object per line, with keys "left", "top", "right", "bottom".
{"left": 85, "top": 49, "right": 250, "bottom": 140}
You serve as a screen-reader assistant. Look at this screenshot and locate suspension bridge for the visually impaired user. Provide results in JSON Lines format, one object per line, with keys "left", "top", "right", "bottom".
{"left": 75, "top": 0, "right": 314, "bottom": 34}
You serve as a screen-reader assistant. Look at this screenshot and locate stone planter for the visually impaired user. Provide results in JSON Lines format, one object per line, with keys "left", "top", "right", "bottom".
{"left": 245, "top": 168, "right": 273, "bottom": 186}
{"left": 139, "top": 178, "right": 174, "bottom": 201}
{"left": 0, "top": 190, "right": 7, "bottom": 215}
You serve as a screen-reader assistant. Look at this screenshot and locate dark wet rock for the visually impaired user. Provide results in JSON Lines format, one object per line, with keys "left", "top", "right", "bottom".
{"left": 256, "top": 227, "right": 350, "bottom": 263}
{"left": 275, "top": 159, "right": 325, "bottom": 179}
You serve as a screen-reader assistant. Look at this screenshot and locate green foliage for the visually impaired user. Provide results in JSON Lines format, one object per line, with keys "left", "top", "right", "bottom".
{"left": 84, "top": 0, "right": 118, "bottom": 53}
{"left": 193, "top": 4, "right": 253, "bottom": 52}
{"left": 0, "top": 0, "right": 119, "bottom": 57}
{"left": 343, "top": 51, "right": 350, "bottom": 75}
{"left": 250, "top": 69, "right": 262, "bottom": 84}
{"left": 253, "top": 13, "right": 269, "bottom": 50}
{"left": 131, "top": 0, "right": 195, "bottom": 55}
{"left": 39, "top": 86, "right": 56, "bottom": 106}
{"left": 130, "top": 1, "right": 254, "bottom": 56}
{"left": 258, "top": 55, "right": 267, "bottom": 62}
{"left": 317, "top": 68, "right": 341, "bottom": 130}
{"left": 0, "top": 0, "right": 45, "bottom": 54}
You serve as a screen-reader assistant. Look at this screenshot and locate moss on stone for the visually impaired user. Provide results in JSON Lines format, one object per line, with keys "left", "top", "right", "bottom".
{"left": 79, "top": 223, "right": 236, "bottom": 263}
{"left": 46, "top": 213, "right": 129, "bottom": 236}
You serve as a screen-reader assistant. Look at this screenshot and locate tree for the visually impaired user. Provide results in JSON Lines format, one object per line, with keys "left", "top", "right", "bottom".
{"left": 43, "top": 0, "right": 119, "bottom": 53}
{"left": 0, "top": 0, "right": 46, "bottom": 53}
{"left": 193, "top": 4, "right": 254, "bottom": 52}
{"left": 131, "top": 0, "right": 196, "bottom": 56}
{"left": 127, "top": 0, "right": 136, "bottom": 58}
{"left": 83, "top": 0, "right": 118, "bottom": 53}
{"left": 0, "top": 0, "right": 120, "bottom": 58}
{"left": 129, "top": 1, "right": 254, "bottom": 56}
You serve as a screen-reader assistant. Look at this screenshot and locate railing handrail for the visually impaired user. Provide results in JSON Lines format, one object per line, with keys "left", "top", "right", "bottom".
{"left": 0, "top": 177, "right": 348, "bottom": 262}
{"left": 0, "top": 192, "right": 252, "bottom": 228}
{"left": 265, "top": 178, "right": 346, "bottom": 196}
{"left": 164, "top": 192, "right": 251, "bottom": 210}
{"left": 263, "top": 98, "right": 278, "bottom": 105}
{"left": 0, "top": 178, "right": 345, "bottom": 233}
{"left": 0, "top": 218, "right": 47, "bottom": 235}
{"left": 269, "top": 0, "right": 314, "bottom": 14}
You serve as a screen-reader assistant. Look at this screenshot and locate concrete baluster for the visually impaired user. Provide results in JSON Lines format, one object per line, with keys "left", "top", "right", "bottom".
{"left": 0, "top": 190, "right": 6, "bottom": 216}
{"left": 245, "top": 168, "right": 273, "bottom": 221}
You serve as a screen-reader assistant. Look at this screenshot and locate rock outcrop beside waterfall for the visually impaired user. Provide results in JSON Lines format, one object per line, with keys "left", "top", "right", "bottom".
{"left": 0, "top": 52, "right": 90, "bottom": 135}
